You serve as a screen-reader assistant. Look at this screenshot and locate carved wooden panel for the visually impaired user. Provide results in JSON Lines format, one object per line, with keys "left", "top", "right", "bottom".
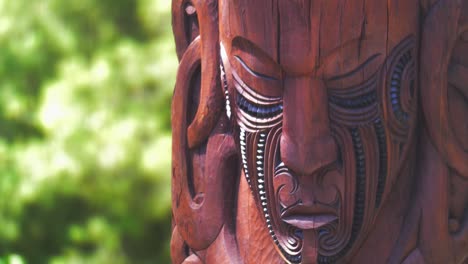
{"left": 170, "top": 0, "right": 468, "bottom": 263}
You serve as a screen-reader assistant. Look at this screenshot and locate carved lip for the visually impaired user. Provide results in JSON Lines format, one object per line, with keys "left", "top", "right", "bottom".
{"left": 281, "top": 204, "right": 338, "bottom": 230}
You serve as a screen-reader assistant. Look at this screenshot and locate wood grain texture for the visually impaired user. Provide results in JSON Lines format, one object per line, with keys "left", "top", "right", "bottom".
{"left": 171, "top": 0, "right": 468, "bottom": 263}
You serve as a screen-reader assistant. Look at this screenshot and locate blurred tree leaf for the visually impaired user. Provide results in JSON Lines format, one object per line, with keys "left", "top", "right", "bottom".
{"left": 0, "top": 0, "right": 176, "bottom": 263}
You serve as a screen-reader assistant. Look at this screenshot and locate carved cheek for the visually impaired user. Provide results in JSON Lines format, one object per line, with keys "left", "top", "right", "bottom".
{"left": 317, "top": 170, "right": 342, "bottom": 205}
{"left": 274, "top": 172, "right": 300, "bottom": 208}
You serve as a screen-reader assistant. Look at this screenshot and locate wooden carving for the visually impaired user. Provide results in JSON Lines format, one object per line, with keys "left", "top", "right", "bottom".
{"left": 170, "top": 0, "right": 468, "bottom": 263}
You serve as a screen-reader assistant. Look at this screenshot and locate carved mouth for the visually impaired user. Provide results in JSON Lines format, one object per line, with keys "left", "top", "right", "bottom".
{"left": 282, "top": 214, "right": 338, "bottom": 229}
{"left": 281, "top": 204, "right": 338, "bottom": 230}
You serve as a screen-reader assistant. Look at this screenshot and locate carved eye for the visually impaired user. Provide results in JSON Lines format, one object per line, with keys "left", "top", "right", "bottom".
{"left": 232, "top": 75, "right": 283, "bottom": 131}
{"left": 329, "top": 90, "right": 377, "bottom": 109}
{"left": 327, "top": 72, "right": 381, "bottom": 126}
{"left": 221, "top": 41, "right": 283, "bottom": 131}
{"left": 229, "top": 54, "right": 283, "bottom": 98}
{"left": 328, "top": 70, "right": 379, "bottom": 109}
{"left": 236, "top": 93, "right": 283, "bottom": 119}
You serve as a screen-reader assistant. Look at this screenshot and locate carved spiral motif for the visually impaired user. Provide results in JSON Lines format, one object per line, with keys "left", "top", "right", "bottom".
{"left": 239, "top": 126, "right": 303, "bottom": 264}
{"left": 317, "top": 128, "right": 367, "bottom": 263}
{"left": 268, "top": 127, "right": 303, "bottom": 263}
{"left": 273, "top": 161, "right": 303, "bottom": 263}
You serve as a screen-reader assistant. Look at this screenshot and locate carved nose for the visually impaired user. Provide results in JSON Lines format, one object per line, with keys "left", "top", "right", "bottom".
{"left": 280, "top": 134, "right": 338, "bottom": 175}
{"left": 280, "top": 77, "right": 338, "bottom": 176}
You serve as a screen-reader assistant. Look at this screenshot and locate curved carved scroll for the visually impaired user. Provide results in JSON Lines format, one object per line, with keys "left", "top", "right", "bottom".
{"left": 421, "top": 0, "right": 468, "bottom": 179}
{"left": 171, "top": 35, "right": 237, "bottom": 254}
{"left": 417, "top": 0, "right": 468, "bottom": 262}
{"left": 172, "top": 0, "right": 223, "bottom": 149}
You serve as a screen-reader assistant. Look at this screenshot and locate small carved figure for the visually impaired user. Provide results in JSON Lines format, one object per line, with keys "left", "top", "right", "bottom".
{"left": 171, "top": 0, "right": 468, "bottom": 263}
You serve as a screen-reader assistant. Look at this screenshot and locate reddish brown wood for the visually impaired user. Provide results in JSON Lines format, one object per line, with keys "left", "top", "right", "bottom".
{"left": 170, "top": 1, "right": 468, "bottom": 263}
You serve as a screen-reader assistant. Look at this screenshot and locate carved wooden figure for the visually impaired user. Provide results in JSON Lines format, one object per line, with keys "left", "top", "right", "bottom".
{"left": 170, "top": 0, "right": 468, "bottom": 263}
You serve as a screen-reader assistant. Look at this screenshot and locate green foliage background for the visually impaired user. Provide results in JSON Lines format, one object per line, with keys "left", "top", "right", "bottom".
{"left": 0, "top": 0, "right": 176, "bottom": 263}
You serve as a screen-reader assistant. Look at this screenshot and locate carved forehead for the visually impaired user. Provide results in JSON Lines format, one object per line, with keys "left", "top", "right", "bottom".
{"left": 219, "top": 0, "right": 420, "bottom": 75}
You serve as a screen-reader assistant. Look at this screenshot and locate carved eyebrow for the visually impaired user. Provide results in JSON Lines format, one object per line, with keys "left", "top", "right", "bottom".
{"left": 328, "top": 53, "right": 382, "bottom": 81}
{"left": 234, "top": 55, "right": 279, "bottom": 81}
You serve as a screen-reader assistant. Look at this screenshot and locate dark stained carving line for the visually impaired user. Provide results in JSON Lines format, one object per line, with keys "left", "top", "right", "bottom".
{"left": 329, "top": 90, "right": 377, "bottom": 109}
{"left": 319, "top": 128, "right": 366, "bottom": 263}
{"left": 374, "top": 119, "right": 388, "bottom": 208}
{"left": 328, "top": 53, "right": 381, "bottom": 81}
{"left": 390, "top": 50, "right": 412, "bottom": 122}
{"left": 234, "top": 55, "right": 279, "bottom": 81}
{"left": 236, "top": 93, "right": 283, "bottom": 118}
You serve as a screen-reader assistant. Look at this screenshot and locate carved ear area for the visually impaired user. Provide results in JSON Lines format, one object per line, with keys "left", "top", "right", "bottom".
{"left": 184, "top": 3, "right": 199, "bottom": 42}
{"left": 448, "top": 30, "right": 468, "bottom": 150}
{"left": 420, "top": 0, "right": 468, "bottom": 177}
{"left": 458, "top": 0, "right": 468, "bottom": 34}
{"left": 186, "top": 0, "right": 223, "bottom": 149}
{"left": 172, "top": 0, "right": 223, "bottom": 149}
{"left": 172, "top": 34, "right": 237, "bottom": 251}
{"left": 172, "top": 0, "right": 201, "bottom": 60}
{"left": 172, "top": 37, "right": 201, "bottom": 217}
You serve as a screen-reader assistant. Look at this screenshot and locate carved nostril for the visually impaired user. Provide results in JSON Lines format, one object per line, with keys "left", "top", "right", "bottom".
{"left": 279, "top": 134, "right": 298, "bottom": 173}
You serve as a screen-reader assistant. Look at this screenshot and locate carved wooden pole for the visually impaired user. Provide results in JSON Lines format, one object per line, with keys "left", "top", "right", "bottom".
{"left": 170, "top": 1, "right": 468, "bottom": 263}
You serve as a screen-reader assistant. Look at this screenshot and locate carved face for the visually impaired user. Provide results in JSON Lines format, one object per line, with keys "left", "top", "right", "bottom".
{"left": 219, "top": 0, "right": 421, "bottom": 263}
